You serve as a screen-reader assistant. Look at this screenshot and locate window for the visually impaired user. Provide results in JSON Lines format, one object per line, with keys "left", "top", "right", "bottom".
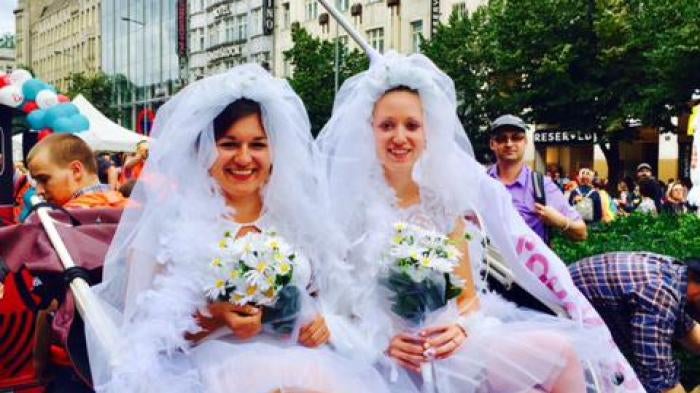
{"left": 338, "top": 35, "right": 349, "bottom": 47}
{"left": 225, "top": 17, "right": 235, "bottom": 42}
{"left": 281, "top": 3, "right": 290, "bottom": 29}
{"left": 209, "top": 26, "right": 218, "bottom": 47}
{"left": 251, "top": 8, "right": 262, "bottom": 36}
{"left": 236, "top": 14, "right": 247, "bottom": 40}
{"left": 367, "top": 28, "right": 384, "bottom": 53}
{"left": 337, "top": 0, "right": 349, "bottom": 11}
{"left": 410, "top": 20, "right": 423, "bottom": 53}
{"left": 305, "top": 0, "right": 318, "bottom": 21}
{"left": 199, "top": 28, "right": 205, "bottom": 50}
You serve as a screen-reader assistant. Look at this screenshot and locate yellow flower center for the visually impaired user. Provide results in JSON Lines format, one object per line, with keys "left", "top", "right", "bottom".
{"left": 279, "top": 262, "right": 290, "bottom": 274}
{"left": 246, "top": 285, "right": 258, "bottom": 296}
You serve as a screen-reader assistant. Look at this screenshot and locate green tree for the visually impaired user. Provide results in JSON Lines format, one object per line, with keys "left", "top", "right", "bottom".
{"left": 283, "top": 25, "right": 368, "bottom": 136}
{"left": 420, "top": 9, "right": 492, "bottom": 160}
{"left": 65, "top": 71, "right": 119, "bottom": 121}
{"left": 422, "top": 0, "right": 700, "bottom": 186}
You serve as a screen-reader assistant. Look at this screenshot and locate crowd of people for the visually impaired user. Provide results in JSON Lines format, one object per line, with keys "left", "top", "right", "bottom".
{"left": 0, "top": 54, "right": 698, "bottom": 393}
{"left": 553, "top": 163, "right": 696, "bottom": 225}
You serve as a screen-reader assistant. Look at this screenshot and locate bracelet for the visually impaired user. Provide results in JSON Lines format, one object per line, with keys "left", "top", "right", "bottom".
{"left": 561, "top": 218, "right": 571, "bottom": 232}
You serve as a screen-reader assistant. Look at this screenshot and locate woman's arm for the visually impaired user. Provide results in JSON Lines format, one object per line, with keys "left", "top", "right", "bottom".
{"left": 449, "top": 218, "right": 480, "bottom": 315}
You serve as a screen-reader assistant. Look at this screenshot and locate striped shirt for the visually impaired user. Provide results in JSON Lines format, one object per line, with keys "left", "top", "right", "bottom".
{"left": 569, "top": 252, "right": 697, "bottom": 393}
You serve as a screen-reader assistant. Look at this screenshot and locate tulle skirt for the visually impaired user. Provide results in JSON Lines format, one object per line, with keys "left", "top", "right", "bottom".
{"left": 192, "top": 333, "right": 392, "bottom": 393}
{"left": 382, "top": 294, "right": 607, "bottom": 393}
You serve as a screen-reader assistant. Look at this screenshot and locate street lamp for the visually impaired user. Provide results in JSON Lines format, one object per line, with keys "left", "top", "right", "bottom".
{"left": 121, "top": 16, "right": 145, "bottom": 130}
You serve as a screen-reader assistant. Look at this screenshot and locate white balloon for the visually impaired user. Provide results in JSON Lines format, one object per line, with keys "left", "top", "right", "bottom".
{"left": 0, "top": 85, "right": 25, "bottom": 108}
{"left": 9, "top": 69, "right": 33, "bottom": 87}
{"left": 36, "top": 89, "right": 60, "bottom": 109}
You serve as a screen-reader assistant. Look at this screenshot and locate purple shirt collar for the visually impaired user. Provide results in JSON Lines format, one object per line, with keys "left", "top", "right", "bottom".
{"left": 487, "top": 164, "right": 530, "bottom": 186}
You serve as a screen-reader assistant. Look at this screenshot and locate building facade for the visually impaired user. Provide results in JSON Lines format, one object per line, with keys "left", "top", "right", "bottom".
{"left": 14, "top": 0, "right": 102, "bottom": 91}
{"left": 0, "top": 35, "right": 16, "bottom": 74}
{"left": 272, "top": 0, "right": 484, "bottom": 77}
{"left": 188, "top": 0, "right": 275, "bottom": 82}
{"left": 102, "top": 0, "right": 184, "bottom": 131}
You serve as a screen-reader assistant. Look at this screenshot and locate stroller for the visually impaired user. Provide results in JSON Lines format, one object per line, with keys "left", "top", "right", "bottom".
{"left": 0, "top": 205, "right": 122, "bottom": 392}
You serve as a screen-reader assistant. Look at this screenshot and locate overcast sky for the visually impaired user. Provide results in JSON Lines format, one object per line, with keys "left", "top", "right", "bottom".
{"left": 0, "top": 0, "right": 17, "bottom": 36}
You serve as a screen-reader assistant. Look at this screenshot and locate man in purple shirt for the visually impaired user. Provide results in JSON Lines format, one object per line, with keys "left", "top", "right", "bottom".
{"left": 488, "top": 114, "right": 587, "bottom": 242}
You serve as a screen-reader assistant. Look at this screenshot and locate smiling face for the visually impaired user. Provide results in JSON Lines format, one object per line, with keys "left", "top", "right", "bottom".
{"left": 372, "top": 89, "right": 426, "bottom": 176}
{"left": 209, "top": 113, "right": 271, "bottom": 204}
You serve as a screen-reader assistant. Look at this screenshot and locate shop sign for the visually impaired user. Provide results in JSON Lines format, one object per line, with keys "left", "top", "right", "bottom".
{"left": 263, "top": 0, "right": 275, "bottom": 35}
{"left": 208, "top": 45, "right": 242, "bottom": 63}
{"left": 431, "top": 0, "right": 440, "bottom": 35}
{"left": 213, "top": 4, "right": 233, "bottom": 21}
{"left": 533, "top": 129, "right": 597, "bottom": 145}
{"left": 177, "top": 0, "right": 188, "bottom": 58}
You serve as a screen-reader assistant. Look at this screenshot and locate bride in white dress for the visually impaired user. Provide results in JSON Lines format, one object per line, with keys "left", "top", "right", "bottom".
{"left": 317, "top": 53, "right": 645, "bottom": 393}
{"left": 85, "top": 64, "right": 390, "bottom": 393}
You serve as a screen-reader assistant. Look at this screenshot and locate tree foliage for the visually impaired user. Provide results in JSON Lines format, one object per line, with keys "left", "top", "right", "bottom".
{"left": 65, "top": 71, "right": 119, "bottom": 121}
{"left": 283, "top": 26, "right": 368, "bottom": 136}
{"left": 420, "top": 0, "right": 700, "bottom": 172}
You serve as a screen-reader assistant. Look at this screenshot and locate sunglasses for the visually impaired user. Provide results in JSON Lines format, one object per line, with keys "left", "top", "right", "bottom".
{"left": 493, "top": 133, "right": 526, "bottom": 144}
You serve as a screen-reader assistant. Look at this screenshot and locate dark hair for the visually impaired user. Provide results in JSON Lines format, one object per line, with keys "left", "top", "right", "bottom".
{"left": 213, "top": 98, "right": 262, "bottom": 141}
{"left": 687, "top": 260, "right": 700, "bottom": 283}
{"left": 638, "top": 178, "right": 659, "bottom": 198}
{"left": 384, "top": 85, "right": 419, "bottom": 96}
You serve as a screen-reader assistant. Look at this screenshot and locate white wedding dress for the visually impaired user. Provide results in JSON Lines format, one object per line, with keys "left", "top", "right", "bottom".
{"left": 369, "top": 202, "right": 608, "bottom": 393}
{"left": 187, "top": 217, "right": 391, "bottom": 393}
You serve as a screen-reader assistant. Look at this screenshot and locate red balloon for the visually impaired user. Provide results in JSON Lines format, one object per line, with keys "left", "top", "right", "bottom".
{"left": 57, "top": 94, "right": 70, "bottom": 103}
{"left": 38, "top": 129, "right": 53, "bottom": 141}
{"left": 23, "top": 101, "right": 39, "bottom": 114}
{"left": 0, "top": 75, "right": 10, "bottom": 88}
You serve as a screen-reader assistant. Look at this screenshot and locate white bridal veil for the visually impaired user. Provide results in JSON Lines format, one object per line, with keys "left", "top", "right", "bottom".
{"left": 86, "top": 64, "right": 351, "bottom": 392}
{"left": 316, "top": 52, "right": 645, "bottom": 392}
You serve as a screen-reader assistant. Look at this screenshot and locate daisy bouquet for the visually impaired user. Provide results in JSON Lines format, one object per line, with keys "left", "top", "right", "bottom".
{"left": 205, "top": 230, "right": 301, "bottom": 334}
{"left": 381, "top": 222, "right": 464, "bottom": 326}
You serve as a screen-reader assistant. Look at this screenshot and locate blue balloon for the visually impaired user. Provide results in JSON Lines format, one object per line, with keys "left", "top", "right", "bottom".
{"left": 71, "top": 114, "right": 90, "bottom": 132}
{"left": 27, "top": 109, "right": 48, "bottom": 130}
{"left": 44, "top": 103, "right": 79, "bottom": 126}
{"left": 50, "top": 117, "right": 76, "bottom": 133}
{"left": 22, "top": 79, "right": 50, "bottom": 101}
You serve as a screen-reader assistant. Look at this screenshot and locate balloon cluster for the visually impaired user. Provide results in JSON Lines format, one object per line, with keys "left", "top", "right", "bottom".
{"left": 0, "top": 69, "right": 90, "bottom": 136}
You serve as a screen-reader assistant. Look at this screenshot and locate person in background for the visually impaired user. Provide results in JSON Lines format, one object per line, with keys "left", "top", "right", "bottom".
{"left": 616, "top": 177, "right": 639, "bottom": 214}
{"left": 26, "top": 134, "right": 127, "bottom": 209}
{"left": 569, "top": 253, "right": 700, "bottom": 393}
{"left": 593, "top": 177, "right": 616, "bottom": 223}
{"left": 23, "top": 133, "right": 128, "bottom": 392}
{"left": 488, "top": 114, "right": 587, "bottom": 242}
{"left": 121, "top": 140, "right": 149, "bottom": 183}
{"left": 637, "top": 178, "right": 659, "bottom": 216}
{"left": 96, "top": 152, "right": 119, "bottom": 190}
{"left": 637, "top": 162, "right": 664, "bottom": 211}
{"left": 663, "top": 181, "right": 694, "bottom": 215}
{"left": 569, "top": 168, "right": 603, "bottom": 224}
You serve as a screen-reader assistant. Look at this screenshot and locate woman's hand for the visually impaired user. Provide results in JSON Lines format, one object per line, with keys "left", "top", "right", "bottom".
{"left": 387, "top": 333, "right": 427, "bottom": 373}
{"left": 298, "top": 315, "right": 330, "bottom": 348}
{"left": 208, "top": 302, "right": 263, "bottom": 340}
{"left": 420, "top": 324, "right": 467, "bottom": 360}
